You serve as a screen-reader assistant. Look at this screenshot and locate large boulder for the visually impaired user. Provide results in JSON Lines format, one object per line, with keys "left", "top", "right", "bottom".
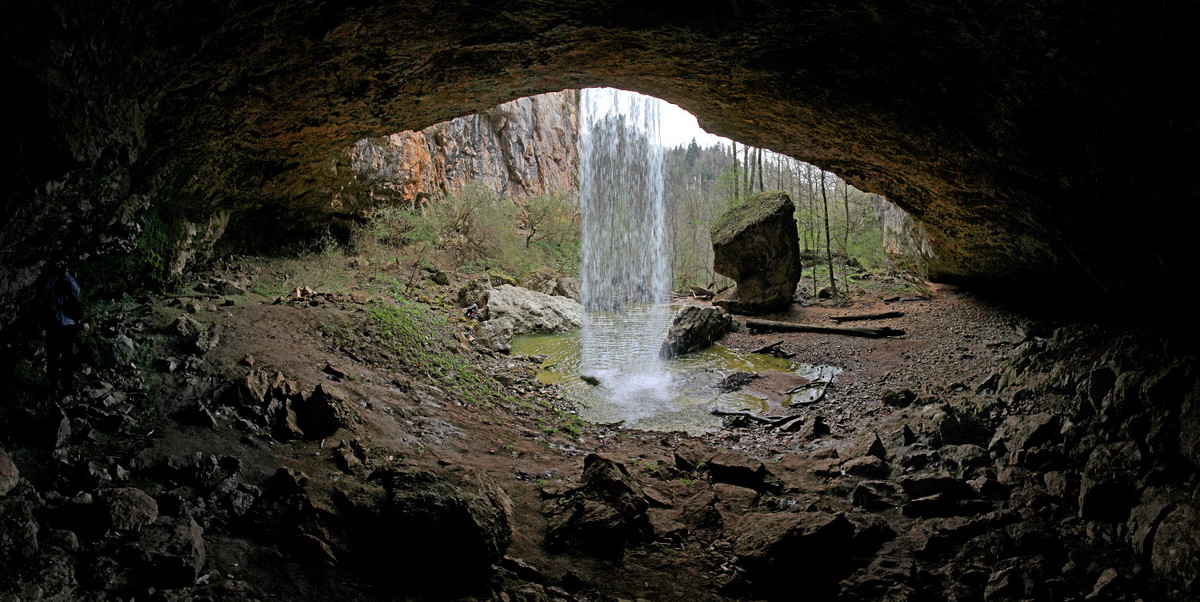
{"left": 484, "top": 284, "right": 581, "bottom": 334}
{"left": 710, "top": 191, "right": 803, "bottom": 314}
{"left": 336, "top": 465, "right": 512, "bottom": 583}
{"left": 732, "top": 511, "right": 855, "bottom": 598}
{"left": 545, "top": 454, "right": 652, "bottom": 557}
{"left": 659, "top": 305, "right": 736, "bottom": 358}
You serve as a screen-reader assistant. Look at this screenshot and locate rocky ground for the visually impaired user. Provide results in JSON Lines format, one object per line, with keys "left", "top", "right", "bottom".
{"left": 2, "top": 256, "right": 1197, "bottom": 601}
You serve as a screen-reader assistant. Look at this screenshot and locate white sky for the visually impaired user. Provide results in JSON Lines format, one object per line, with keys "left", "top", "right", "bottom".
{"left": 658, "top": 98, "right": 730, "bottom": 149}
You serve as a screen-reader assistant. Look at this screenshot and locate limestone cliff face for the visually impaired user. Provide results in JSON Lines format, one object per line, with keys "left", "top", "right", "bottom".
{"left": 337, "top": 91, "right": 578, "bottom": 208}
{"left": 873, "top": 196, "right": 935, "bottom": 269}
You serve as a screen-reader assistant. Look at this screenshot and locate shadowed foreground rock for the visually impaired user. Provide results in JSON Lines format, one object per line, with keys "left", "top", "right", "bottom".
{"left": 711, "top": 192, "right": 804, "bottom": 314}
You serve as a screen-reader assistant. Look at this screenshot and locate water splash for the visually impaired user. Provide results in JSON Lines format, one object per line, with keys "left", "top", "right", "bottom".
{"left": 578, "top": 88, "right": 672, "bottom": 381}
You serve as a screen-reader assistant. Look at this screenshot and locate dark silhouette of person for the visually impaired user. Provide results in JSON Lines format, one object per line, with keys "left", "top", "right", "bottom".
{"left": 37, "top": 256, "right": 82, "bottom": 390}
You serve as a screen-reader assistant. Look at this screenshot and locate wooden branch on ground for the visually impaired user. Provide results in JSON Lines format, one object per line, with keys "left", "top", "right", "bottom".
{"left": 790, "top": 379, "right": 832, "bottom": 406}
{"left": 830, "top": 311, "right": 904, "bottom": 323}
{"left": 750, "top": 340, "right": 784, "bottom": 354}
{"left": 745, "top": 318, "right": 905, "bottom": 338}
{"left": 690, "top": 285, "right": 715, "bottom": 299}
{"left": 711, "top": 409, "right": 790, "bottom": 425}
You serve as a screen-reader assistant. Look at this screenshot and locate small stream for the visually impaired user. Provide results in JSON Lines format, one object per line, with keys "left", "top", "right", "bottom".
{"left": 512, "top": 307, "right": 840, "bottom": 434}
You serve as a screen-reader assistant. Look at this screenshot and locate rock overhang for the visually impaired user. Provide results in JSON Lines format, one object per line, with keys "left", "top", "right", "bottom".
{"left": 3, "top": 1, "right": 1199, "bottom": 328}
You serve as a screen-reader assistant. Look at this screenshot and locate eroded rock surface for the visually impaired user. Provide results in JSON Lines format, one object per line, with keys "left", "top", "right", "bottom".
{"left": 484, "top": 284, "right": 582, "bottom": 334}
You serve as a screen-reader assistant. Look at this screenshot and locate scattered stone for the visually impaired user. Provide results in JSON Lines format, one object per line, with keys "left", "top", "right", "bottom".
{"left": 799, "top": 415, "right": 831, "bottom": 439}
{"left": 708, "top": 450, "right": 766, "bottom": 487}
{"left": 475, "top": 316, "right": 515, "bottom": 353}
{"left": 457, "top": 274, "right": 494, "bottom": 309}
{"left": 842, "top": 456, "right": 890, "bottom": 479}
{"left": 294, "top": 384, "right": 350, "bottom": 439}
{"left": 710, "top": 191, "right": 804, "bottom": 314}
{"left": 732, "top": 511, "right": 854, "bottom": 598}
{"left": 1078, "top": 441, "right": 1142, "bottom": 521}
{"left": 882, "top": 388, "right": 918, "bottom": 408}
{"left": 989, "top": 413, "right": 1062, "bottom": 454}
{"left": 844, "top": 431, "right": 887, "bottom": 460}
{"left": 100, "top": 488, "right": 159, "bottom": 533}
{"left": 545, "top": 454, "right": 650, "bottom": 557}
{"left": 128, "top": 516, "right": 206, "bottom": 588}
{"left": 520, "top": 267, "right": 559, "bottom": 295}
{"left": 674, "top": 441, "right": 714, "bottom": 471}
{"left": 340, "top": 465, "right": 511, "bottom": 582}
{"left": 0, "top": 448, "right": 19, "bottom": 496}
{"left": 553, "top": 278, "right": 582, "bottom": 301}
{"left": 0, "top": 494, "right": 39, "bottom": 562}
{"left": 658, "top": 305, "right": 735, "bottom": 358}
{"left": 852, "top": 482, "right": 893, "bottom": 511}
{"left": 292, "top": 533, "right": 338, "bottom": 565}
{"left": 897, "top": 474, "right": 976, "bottom": 501}
{"left": 323, "top": 360, "right": 348, "bottom": 379}
{"left": 1149, "top": 502, "right": 1200, "bottom": 597}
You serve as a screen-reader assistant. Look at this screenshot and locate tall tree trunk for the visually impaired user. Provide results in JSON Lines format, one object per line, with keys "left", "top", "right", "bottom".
{"left": 743, "top": 145, "right": 750, "bottom": 199}
{"left": 841, "top": 181, "right": 851, "bottom": 295}
{"left": 757, "top": 147, "right": 764, "bottom": 192}
{"left": 807, "top": 164, "right": 817, "bottom": 296}
{"left": 732, "top": 142, "right": 739, "bottom": 203}
{"left": 820, "top": 170, "right": 837, "bottom": 297}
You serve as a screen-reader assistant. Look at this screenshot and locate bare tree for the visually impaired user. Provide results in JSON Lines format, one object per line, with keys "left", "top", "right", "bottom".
{"left": 820, "top": 169, "right": 837, "bottom": 298}
{"left": 732, "top": 141, "right": 739, "bottom": 203}
{"left": 756, "top": 147, "right": 764, "bottom": 192}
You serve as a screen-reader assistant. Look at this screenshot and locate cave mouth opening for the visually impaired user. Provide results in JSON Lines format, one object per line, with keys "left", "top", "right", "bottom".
{"left": 334, "top": 88, "right": 932, "bottom": 433}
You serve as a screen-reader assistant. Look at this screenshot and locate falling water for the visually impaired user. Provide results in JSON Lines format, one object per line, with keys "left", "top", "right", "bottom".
{"left": 578, "top": 88, "right": 673, "bottom": 401}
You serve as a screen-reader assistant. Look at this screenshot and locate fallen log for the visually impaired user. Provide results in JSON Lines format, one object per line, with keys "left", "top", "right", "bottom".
{"left": 690, "top": 285, "right": 715, "bottom": 299}
{"left": 745, "top": 318, "right": 905, "bottom": 338}
{"left": 830, "top": 311, "right": 904, "bottom": 323}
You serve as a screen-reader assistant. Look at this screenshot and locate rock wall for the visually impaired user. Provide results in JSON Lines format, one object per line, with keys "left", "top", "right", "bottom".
{"left": 337, "top": 91, "right": 578, "bottom": 208}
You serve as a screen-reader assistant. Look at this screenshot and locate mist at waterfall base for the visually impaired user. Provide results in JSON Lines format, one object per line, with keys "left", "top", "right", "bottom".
{"left": 508, "top": 89, "right": 836, "bottom": 434}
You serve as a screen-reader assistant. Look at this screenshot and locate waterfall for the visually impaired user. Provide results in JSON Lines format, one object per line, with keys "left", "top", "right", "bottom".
{"left": 578, "top": 88, "right": 673, "bottom": 387}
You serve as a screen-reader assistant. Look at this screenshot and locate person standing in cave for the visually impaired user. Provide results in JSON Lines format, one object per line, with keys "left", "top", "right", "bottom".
{"left": 37, "top": 255, "right": 83, "bottom": 391}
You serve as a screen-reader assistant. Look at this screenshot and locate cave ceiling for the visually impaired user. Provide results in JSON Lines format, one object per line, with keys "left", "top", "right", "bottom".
{"left": 2, "top": 1, "right": 1199, "bottom": 318}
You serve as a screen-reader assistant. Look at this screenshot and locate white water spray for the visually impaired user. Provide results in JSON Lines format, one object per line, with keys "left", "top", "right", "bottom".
{"left": 578, "top": 88, "right": 673, "bottom": 395}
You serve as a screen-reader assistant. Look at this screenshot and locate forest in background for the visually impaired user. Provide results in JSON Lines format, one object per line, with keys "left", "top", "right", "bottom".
{"left": 664, "top": 139, "right": 926, "bottom": 298}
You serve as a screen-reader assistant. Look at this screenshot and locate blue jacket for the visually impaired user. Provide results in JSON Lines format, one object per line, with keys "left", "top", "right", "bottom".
{"left": 40, "top": 271, "right": 82, "bottom": 327}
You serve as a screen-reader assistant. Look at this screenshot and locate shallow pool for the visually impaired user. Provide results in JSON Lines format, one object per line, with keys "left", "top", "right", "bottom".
{"left": 512, "top": 306, "right": 839, "bottom": 434}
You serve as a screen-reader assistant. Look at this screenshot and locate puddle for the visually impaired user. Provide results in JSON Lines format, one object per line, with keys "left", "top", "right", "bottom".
{"left": 512, "top": 309, "right": 840, "bottom": 434}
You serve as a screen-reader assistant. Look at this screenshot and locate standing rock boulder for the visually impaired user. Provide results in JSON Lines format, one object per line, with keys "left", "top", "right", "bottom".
{"left": 710, "top": 191, "right": 803, "bottom": 314}
{"left": 659, "top": 305, "right": 736, "bottom": 358}
{"left": 484, "top": 284, "right": 581, "bottom": 334}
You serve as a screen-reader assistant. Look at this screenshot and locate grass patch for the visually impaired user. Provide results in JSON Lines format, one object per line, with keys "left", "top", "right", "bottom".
{"left": 364, "top": 299, "right": 511, "bottom": 406}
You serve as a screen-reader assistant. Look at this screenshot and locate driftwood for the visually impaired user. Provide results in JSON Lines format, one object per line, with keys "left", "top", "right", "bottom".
{"left": 750, "top": 340, "right": 796, "bottom": 358}
{"left": 789, "top": 379, "right": 832, "bottom": 405}
{"left": 711, "top": 409, "right": 790, "bottom": 426}
{"left": 745, "top": 318, "right": 905, "bottom": 338}
{"left": 830, "top": 311, "right": 904, "bottom": 323}
{"left": 689, "top": 285, "right": 715, "bottom": 299}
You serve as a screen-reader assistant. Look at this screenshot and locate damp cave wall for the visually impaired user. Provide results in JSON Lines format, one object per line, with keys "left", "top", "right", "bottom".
{"left": 2, "top": 1, "right": 1200, "bottom": 332}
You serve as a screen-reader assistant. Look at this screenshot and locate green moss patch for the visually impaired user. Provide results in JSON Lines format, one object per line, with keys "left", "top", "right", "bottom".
{"left": 710, "top": 191, "right": 793, "bottom": 245}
